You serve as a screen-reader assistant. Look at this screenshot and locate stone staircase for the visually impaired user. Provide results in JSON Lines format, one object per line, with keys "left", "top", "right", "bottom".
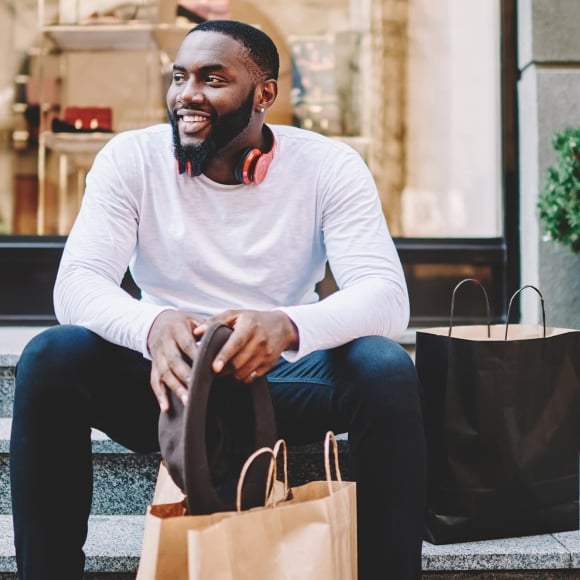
{"left": 1, "top": 327, "right": 579, "bottom": 579}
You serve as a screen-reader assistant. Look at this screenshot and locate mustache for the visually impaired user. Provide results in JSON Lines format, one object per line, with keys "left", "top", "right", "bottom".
{"left": 173, "top": 104, "right": 214, "bottom": 118}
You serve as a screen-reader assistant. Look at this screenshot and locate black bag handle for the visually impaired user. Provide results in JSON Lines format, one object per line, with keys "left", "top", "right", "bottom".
{"left": 505, "top": 284, "right": 546, "bottom": 340}
{"left": 449, "top": 278, "right": 491, "bottom": 338}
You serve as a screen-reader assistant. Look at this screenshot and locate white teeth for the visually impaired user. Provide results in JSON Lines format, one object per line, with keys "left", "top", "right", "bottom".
{"left": 182, "top": 114, "right": 205, "bottom": 122}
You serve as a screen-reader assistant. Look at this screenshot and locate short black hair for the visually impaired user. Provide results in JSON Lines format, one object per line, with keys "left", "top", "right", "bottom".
{"left": 187, "top": 20, "right": 279, "bottom": 82}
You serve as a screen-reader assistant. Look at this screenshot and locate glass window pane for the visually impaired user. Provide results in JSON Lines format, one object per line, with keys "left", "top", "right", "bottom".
{"left": 401, "top": 0, "right": 502, "bottom": 237}
{"left": 0, "top": 0, "right": 503, "bottom": 240}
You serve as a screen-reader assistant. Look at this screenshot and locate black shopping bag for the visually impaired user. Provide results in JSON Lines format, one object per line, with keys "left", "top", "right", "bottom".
{"left": 416, "top": 279, "right": 580, "bottom": 544}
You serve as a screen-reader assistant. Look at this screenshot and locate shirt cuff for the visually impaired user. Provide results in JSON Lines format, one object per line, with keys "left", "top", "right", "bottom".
{"left": 139, "top": 305, "right": 178, "bottom": 360}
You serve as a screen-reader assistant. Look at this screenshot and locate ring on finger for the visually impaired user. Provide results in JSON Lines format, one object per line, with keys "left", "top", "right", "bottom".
{"left": 250, "top": 370, "right": 258, "bottom": 381}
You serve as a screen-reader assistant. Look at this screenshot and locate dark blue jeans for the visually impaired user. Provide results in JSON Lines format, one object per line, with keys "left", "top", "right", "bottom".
{"left": 10, "top": 324, "right": 426, "bottom": 580}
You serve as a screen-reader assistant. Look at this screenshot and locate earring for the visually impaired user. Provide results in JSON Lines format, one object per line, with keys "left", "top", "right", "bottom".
{"left": 259, "top": 107, "right": 265, "bottom": 113}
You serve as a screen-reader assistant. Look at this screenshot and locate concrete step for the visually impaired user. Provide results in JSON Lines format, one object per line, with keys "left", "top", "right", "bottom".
{"left": 0, "top": 416, "right": 349, "bottom": 516}
{"left": 0, "top": 417, "right": 160, "bottom": 516}
{"left": 0, "top": 514, "right": 578, "bottom": 579}
{"left": 0, "top": 514, "right": 143, "bottom": 578}
{"left": 0, "top": 327, "right": 43, "bottom": 418}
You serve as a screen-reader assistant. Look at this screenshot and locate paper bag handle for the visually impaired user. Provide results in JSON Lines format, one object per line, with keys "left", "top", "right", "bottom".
{"left": 323, "top": 431, "right": 343, "bottom": 495}
{"left": 236, "top": 447, "right": 276, "bottom": 513}
{"left": 505, "top": 284, "right": 546, "bottom": 340}
{"left": 237, "top": 432, "right": 343, "bottom": 509}
{"left": 236, "top": 439, "right": 289, "bottom": 512}
{"left": 271, "top": 439, "right": 289, "bottom": 492}
{"left": 449, "top": 278, "right": 491, "bottom": 338}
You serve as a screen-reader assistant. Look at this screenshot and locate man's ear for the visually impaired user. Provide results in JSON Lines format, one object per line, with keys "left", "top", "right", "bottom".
{"left": 256, "top": 79, "right": 278, "bottom": 111}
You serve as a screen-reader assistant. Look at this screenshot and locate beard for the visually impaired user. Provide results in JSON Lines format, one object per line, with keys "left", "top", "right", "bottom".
{"left": 170, "top": 89, "right": 255, "bottom": 176}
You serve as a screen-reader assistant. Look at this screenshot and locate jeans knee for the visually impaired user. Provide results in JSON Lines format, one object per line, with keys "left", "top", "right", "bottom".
{"left": 342, "top": 336, "right": 421, "bottom": 416}
{"left": 15, "top": 325, "right": 100, "bottom": 403}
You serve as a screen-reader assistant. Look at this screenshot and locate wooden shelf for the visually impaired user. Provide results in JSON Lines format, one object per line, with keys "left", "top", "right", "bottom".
{"left": 40, "top": 131, "right": 115, "bottom": 154}
{"left": 42, "top": 22, "right": 190, "bottom": 54}
{"left": 43, "top": 23, "right": 154, "bottom": 51}
{"left": 35, "top": 1, "right": 183, "bottom": 235}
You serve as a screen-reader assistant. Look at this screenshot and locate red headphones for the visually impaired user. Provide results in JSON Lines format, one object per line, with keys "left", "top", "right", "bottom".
{"left": 178, "top": 127, "right": 276, "bottom": 185}
{"left": 233, "top": 138, "right": 276, "bottom": 185}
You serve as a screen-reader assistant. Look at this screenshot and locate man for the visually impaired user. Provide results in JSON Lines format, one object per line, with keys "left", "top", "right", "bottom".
{"left": 10, "top": 20, "right": 426, "bottom": 580}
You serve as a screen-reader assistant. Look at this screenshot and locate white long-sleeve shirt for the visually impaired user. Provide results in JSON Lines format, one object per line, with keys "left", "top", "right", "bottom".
{"left": 54, "top": 123, "right": 410, "bottom": 361}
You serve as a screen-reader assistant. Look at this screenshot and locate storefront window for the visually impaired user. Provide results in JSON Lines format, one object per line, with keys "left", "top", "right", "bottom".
{"left": 1, "top": 0, "right": 502, "bottom": 239}
{"left": 0, "top": 0, "right": 510, "bottom": 325}
{"left": 402, "top": 0, "right": 501, "bottom": 238}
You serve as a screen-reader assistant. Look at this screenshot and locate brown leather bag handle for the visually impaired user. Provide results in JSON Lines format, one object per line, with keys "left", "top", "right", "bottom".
{"left": 158, "top": 322, "right": 277, "bottom": 515}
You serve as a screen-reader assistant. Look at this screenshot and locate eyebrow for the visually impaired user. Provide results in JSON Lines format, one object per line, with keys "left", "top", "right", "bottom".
{"left": 172, "top": 63, "right": 227, "bottom": 74}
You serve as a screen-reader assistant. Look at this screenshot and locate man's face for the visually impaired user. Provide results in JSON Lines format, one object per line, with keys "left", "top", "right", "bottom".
{"left": 166, "top": 31, "right": 257, "bottom": 175}
{"left": 169, "top": 88, "right": 255, "bottom": 176}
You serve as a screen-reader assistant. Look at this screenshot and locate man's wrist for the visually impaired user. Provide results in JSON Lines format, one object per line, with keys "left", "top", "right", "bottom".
{"left": 281, "top": 312, "right": 299, "bottom": 351}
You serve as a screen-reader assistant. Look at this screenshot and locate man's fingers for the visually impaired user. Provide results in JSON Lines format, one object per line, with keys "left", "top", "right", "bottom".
{"left": 213, "top": 327, "right": 253, "bottom": 375}
{"left": 193, "top": 311, "right": 235, "bottom": 338}
{"left": 170, "top": 323, "right": 199, "bottom": 364}
{"left": 192, "top": 310, "right": 282, "bottom": 381}
{"left": 172, "top": 383, "right": 189, "bottom": 406}
{"left": 163, "top": 373, "right": 189, "bottom": 407}
{"left": 148, "top": 310, "right": 210, "bottom": 413}
{"left": 222, "top": 335, "right": 272, "bottom": 382}
{"left": 150, "top": 370, "right": 170, "bottom": 412}
{"left": 245, "top": 364, "right": 267, "bottom": 383}
{"left": 151, "top": 364, "right": 189, "bottom": 411}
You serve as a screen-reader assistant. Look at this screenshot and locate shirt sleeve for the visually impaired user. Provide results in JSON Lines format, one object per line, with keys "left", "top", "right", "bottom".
{"left": 53, "top": 136, "right": 166, "bottom": 358}
{"left": 276, "top": 146, "right": 409, "bottom": 361}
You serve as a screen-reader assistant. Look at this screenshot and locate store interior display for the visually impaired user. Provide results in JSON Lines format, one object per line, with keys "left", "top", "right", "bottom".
{"left": 8, "top": 0, "right": 365, "bottom": 235}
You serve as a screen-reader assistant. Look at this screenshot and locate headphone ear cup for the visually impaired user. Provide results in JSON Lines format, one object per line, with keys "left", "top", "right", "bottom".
{"left": 235, "top": 148, "right": 262, "bottom": 184}
{"left": 252, "top": 147, "right": 274, "bottom": 184}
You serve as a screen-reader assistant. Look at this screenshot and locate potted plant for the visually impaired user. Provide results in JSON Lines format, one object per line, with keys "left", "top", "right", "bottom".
{"left": 537, "top": 127, "right": 580, "bottom": 254}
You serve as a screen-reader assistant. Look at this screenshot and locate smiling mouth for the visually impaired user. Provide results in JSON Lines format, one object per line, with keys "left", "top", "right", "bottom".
{"left": 178, "top": 111, "right": 212, "bottom": 135}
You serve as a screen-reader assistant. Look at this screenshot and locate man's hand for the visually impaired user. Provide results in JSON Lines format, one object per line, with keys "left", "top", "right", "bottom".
{"left": 194, "top": 310, "right": 299, "bottom": 383}
{"left": 147, "top": 309, "right": 205, "bottom": 412}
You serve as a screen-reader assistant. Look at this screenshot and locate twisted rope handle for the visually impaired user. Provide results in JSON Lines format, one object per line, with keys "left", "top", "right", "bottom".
{"left": 236, "top": 447, "right": 276, "bottom": 513}
{"left": 323, "top": 431, "right": 343, "bottom": 496}
{"left": 237, "top": 432, "right": 343, "bottom": 510}
{"left": 235, "top": 438, "right": 289, "bottom": 512}
{"left": 271, "top": 439, "right": 289, "bottom": 496}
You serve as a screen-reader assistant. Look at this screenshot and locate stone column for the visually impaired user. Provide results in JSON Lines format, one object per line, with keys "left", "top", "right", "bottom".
{"left": 518, "top": 0, "right": 580, "bottom": 327}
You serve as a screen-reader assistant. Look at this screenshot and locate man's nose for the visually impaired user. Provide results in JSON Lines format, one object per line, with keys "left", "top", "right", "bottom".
{"left": 178, "top": 81, "right": 205, "bottom": 104}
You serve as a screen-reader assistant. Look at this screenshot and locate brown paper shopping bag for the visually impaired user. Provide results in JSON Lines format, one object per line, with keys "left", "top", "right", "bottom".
{"left": 187, "top": 431, "right": 357, "bottom": 580}
{"left": 137, "top": 459, "right": 282, "bottom": 580}
{"left": 136, "top": 432, "right": 357, "bottom": 580}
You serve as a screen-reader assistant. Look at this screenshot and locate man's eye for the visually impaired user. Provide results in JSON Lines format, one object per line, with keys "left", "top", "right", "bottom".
{"left": 173, "top": 73, "right": 186, "bottom": 82}
{"left": 207, "top": 76, "right": 224, "bottom": 85}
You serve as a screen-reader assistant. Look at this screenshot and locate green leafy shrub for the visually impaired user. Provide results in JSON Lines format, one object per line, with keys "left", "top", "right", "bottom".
{"left": 537, "top": 127, "right": 580, "bottom": 254}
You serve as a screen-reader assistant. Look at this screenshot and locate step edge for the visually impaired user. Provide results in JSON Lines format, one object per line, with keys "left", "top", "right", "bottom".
{"left": 0, "top": 515, "right": 577, "bottom": 573}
